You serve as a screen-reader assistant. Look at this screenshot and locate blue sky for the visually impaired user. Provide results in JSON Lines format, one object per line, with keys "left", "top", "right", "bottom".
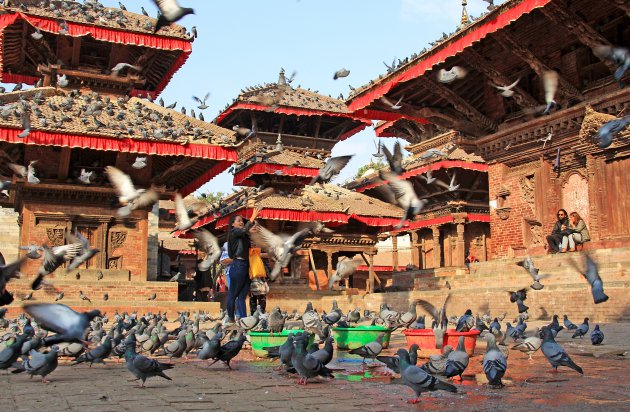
{"left": 7, "top": 0, "right": 505, "bottom": 194}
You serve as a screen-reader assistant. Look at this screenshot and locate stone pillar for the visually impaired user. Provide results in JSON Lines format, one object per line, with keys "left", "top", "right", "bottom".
{"left": 410, "top": 231, "right": 420, "bottom": 268}
{"left": 146, "top": 203, "right": 160, "bottom": 281}
{"left": 368, "top": 253, "right": 375, "bottom": 293}
{"left": 432, "top": 226, "right": 441, "bottom": 269}
{"left": 391, "top": 235, "right": 399, "bottom": 272}
{"left": 0, "top": 207, "right": 20, "bottom": 262}
{"left": 455, "top": 222, "right": 466, "bottom": 267}
{"left": 326, "top": 251, "right": 333, "bottom": 285}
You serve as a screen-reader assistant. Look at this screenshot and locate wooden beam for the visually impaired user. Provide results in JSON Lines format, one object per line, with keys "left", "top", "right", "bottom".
{"left": 307, "top": 248, "right": 320, "bottom": 291}
{"left": 540, "top": 2, "right": 612, "bottom": 50}
{"left": 414, "top": 76, "right": 497, "bottom": 133}
{"left": 493, "top": 31, "right": 584, "bottom": 101}
{"left": 604, "top": 0, "right": 630, "bottom": 15}
{"left": 57, "top": 147, "right": 71, "bottom": 180}
{"left": 314, "top": 117, "right": 322, "bottom": 139}
{"left": 70, "top": 38, "right": 82, "bottom": 67}
{"left": 399, "top": 104, "right": 485, "bottom": 136}
{"left": 465, "top": 172, "right": 484, "bottom": 201}
{"left": 153, "top": 158, "right": 199, "bottom": 185}
{"left": 462, "top": 49, "right": 539, "bottom": 109}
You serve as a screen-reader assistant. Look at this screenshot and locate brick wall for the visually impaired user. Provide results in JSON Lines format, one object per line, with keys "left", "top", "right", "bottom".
{"left": 0, "top": 206, "right": 20, "bottom": 262}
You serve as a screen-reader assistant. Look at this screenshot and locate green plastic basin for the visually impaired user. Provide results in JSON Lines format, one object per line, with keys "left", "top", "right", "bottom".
{"left": 332, "top": 325, "right": 391, "bottom": 350}
{"left": 248, "top": 330, "right": 313, "bottom": 357}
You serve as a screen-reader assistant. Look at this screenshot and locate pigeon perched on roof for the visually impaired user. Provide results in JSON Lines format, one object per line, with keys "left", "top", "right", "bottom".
{"left": 397, "top": 348, "right": 457, "bottom": 404}
{"left": 540, "top": 326, "right": 583, "bottom": 374}
{"left": 24, "top": 304, "right": 101, "bottom": 346}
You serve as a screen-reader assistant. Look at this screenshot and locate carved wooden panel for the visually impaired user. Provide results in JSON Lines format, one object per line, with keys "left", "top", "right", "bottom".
{"left": 562, "top": 173, "right": 590, "bottom": 226}
{"left": 523, "top": 218, "right": 543, "bottom": 247}
{"left": 520, "top": 174, "right": 536, "bottom": 213}
{"left": 46, "top": 227, "right": 66, "bottom": 247}
{"left": 109, "top": 231, "right": 127, "bottom": 252}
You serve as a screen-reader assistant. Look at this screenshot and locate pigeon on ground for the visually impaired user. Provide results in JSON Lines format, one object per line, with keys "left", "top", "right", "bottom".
{"left": 390, "top": 302, "right": 418, "bottom": 330}
{"left": 397, "top": 348, "right": 457, "bottom": 404}
{"left": 309, "top": 155, "right": 353, "bottom": 185}
{"left": 264, "top": 333, "right": 296, "bottom": 370}
{"left": 511, "top": 328, "right": 541, "bottom": 360}
{"left": 378, "top": 170, "right": 428, "bottom": 229}
{"left": 72, "top": 336, "right": 112, "bottom": 367}
{"left": 208, "top": 333, "right": 247, "bottom": 369}
{"left": 420, "top": 346, "right": 453, "bottom": 375}
{"left": 444, "top": 337, "right": 470, "bottom": 381}
{"left": 594, "top": 116, "right": 630, "bottom": 149}
{"left": 197, "top": 332, "right": 223, "bottom": 361}
{"left": 152, "top": 0, "right": 195, "bottom": 33}
{"left": 563, "top": 315, "right": 578, "bottom": 330}
{"left": 590, "top": 325, "right": 604, "bottom": 345}
{"left": 483, "top": 334, "right": 508, "bottom": 388}
{"left": 333, "top": 68, "right": 350, "bottom": 80}
{"left": 572, "top": 318, "right": 589, "bottom": 339}
{"left": 541, "top": 327, "right": 583, "bottom": 374}
{"left": 291, "top": 335, "right": 334, "bottom": 385}
{"left": 349, "top": 332, "right": 385, "bottom": 363}
{"left": 105, "top": 166, "right": 159, "bottom": 218}
{"left": 489, "top": 318, "right": 501, "bottom": 332}
{"left": 517, "top": 257, "right": 550, "bottom": 290}
{"left": 192, "top": 229, "right": 221, "bottom": 271}
{"left": 382, "top": 141, "right": 404, "bottom": 175}
{"left": 456, "top": 309, "right": 474, "bottom": 332}
{"left": 569, "top": 253, "right": 609, "bottom": 304}
{"left": 11, "top": 346, "right": 59, "bottom": 383}
{"left": 328, "top": 257, "right": 360, "bottom": 290}
{"left": 0, "top": 334, "right": 28, "bottom": 370}
{"left": 548, "top": 315, "right": 563, "bottom": 333}
{"left": 124, "top": 334, "right": 173, "bottom": 387}
{"left": 24, "top": 304, "right": 101, "bottom": 346}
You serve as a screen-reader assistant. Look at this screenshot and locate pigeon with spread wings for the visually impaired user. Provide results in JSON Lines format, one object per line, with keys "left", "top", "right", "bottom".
{"left": 250, "top": 224, "right": 313, "bottom": 281}
{"left": 105, "top": 166, "right": 159, "bottom": 218}
{"left": 378, "top": 171, "right": 428, "bottom": 229}
{"left": 66, "top": 231, "right": 100, "bottom": 272}
{"left": 192, "top": 229, "right": 221, "bottom": 272}
{"left": 382, "top": 141, "right": 404, "bottom": 175}
{"left": 152, "top": 0, "right": 195, "bottom": 33}
{"left": 32, "top": 242, "right": 83, "bottom": 290}
{"left": 310, "top": 155, "right": 353, "bottom": 185}
{"left": 24, "top": 303, "right": 102, "bottom": 346}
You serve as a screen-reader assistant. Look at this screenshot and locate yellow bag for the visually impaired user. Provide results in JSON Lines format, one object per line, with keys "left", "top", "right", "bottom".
{"left": 249, "top": 248, "right": 267, "bottom": 279}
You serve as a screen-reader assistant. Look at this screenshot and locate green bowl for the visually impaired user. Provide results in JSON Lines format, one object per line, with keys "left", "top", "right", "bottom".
{"left": 332, "top": 325, "right": 391, "bottom": 350}
{"left": 248, "top": 330, "right": 313, "bottom": 357}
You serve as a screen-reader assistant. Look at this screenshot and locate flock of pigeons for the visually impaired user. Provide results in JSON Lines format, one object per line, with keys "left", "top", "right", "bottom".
{"left": 0, "top": 290, "right": 609, "bottom": 403}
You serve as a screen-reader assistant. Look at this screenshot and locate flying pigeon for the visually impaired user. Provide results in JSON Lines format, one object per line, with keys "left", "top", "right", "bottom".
{"left": 436, "top": 171, "right": 459, "bottom": 192}
{"left": 333, "top": 68, "right": 350, "bottom": 80}
{"left": 9, "top": 161, "right": 39, "bottom": 184}
{"left": 542, "top": 70, "right": 559, "bottom": 115}
{"left": 380, "top": 95, "right": 404, "bottom": 110}
{"left": 32, "top": 242, "right": 83, "bottom": 290}
{"left": 192, "top": 92, "right": 210, "bottom": 110}
{"left": 78, "top": 169, "right": 92, "bottom": 185}
{"left": 378, "top": 171, "right": 428, "bottom": 229}
{"left": 417, "top": 295, "right": 450, "bottom": 349}
{"left": 327, "top": 257, "right": 360, "bottom": 290}
{"left": 516, "top": 257, "right": 550, "bottom": 290}
{"left": 593, "top": 45, "right": 630, "bottom": 88}
{"left": 105, "top": 166, "right": 159, "bottom": 217}
{"left": 382, "top": 141, "right": 404, "bottom": 175}
{"left": 152, "top": 0, "right": 195, "bottom": 33}
{"left": 132, "top": 156, "right": 147, "bottom": 169}
{"left": 490, "top": 77, "right": 520, "bottom": 97}
{"left": 110, "top": 63, "right": 142, "bottom": 76}
{"left": 437, "top": 66, "right": 467, "bottom": 83}
{"left": 569, "top": 253, "right": 609, "bottom": 304}
{"left": 66, "top": 231, "right": 100, "bottom": 272}
{"left": 20, "top": 244, "right": 43, "bottom": 260}
{"left": 420, "top": 167, "right": 436, "bottom": 184}
{"left": 595, "top": 116, "right": 630, "bottom": 149}
{"left": 0, "top": 257, "right": 26, "bottom": 294}
{"left": 309, "top": 155, "right": 353, "bottom": 185}
{"left": 24, "top": 303, "right": 102, "bottom": 346}
{"left": 192, "top": 229, "right": 221, "bottom": 272}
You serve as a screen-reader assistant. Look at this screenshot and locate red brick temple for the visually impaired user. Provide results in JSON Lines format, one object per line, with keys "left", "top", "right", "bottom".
{"left": 0, "top": 2, "right": 236, "bottom": 314}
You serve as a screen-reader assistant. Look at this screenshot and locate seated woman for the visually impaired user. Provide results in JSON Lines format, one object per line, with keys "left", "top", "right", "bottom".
{"left": 561, "top": 211, "right": 590, "bottom": 252}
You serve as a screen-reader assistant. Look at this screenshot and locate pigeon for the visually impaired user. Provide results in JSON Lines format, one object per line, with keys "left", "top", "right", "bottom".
{"left": 419, "top": 148, "right": 448, "bottom": 159}
{"left": 55, "top": 292, "right": 64, "bottom": 302}
{"left": 32, "top": 242, "right": 83, "bottom": 290}
{"left": 66, "top": 231, "right": 100, "bottom": 271}
{"left": 391, "top": 302, "right": 418, "bottom": 330}
{"left": 24, "top": 303, "right": 102, "bottom": 346}
{"left": 132, "top": 156, "right": 147, "bottom": 169}
{"left": 380, "top": 95, "right": 404, "bottom": 110}
{"left": 594, "top": 116, "right": 630, "bottom": 149}
{"left": 12, "top": 346, "right": 59, "bottom": 383}
{"left": 437, "top": 66, "right": 468, "bottom": 83}
{"left": 0, "top": 257, "right": 26, "bottom": 293}
{"left": 124, "top": 334, "right": 173, "bottom": 387}
{"left": 490, "top": 77, "right": 520, "bottom": 97}
{"left": 105, "top": 166, "right": 159, "bottom": 218}
{"left": 593, "top": 45, "right": 630, "bottom": 88}
{"left": 569, "top": 253, "right": 609, "bottom": 304}
{"left": 436, "top": 171, "right": 459, "bottom": 192}
{"left": 420, "top": 167, "right": 436, "bottom": 184}
{"left": 264, "top": 333, "right": 296, "bottom": 370}
{"left": 78, "top": 169, "right": 92, "bottom": 185}
{"left": 456, "top": 309, "right": 474, "bottom": 332}
{"left": 148, "top": 293, "right": 157, "bottom": 301}
{"left": 79, "top": 291, "right": 92, "bottom": 304}
{"left": 571, "top": 317, "right": 589, "bottom": 339}
{"left": 517, "top": 257, "right": 550, "bottom": 290}
{"left": 250, "top": 224, "right": 314, "bottom": 281}
{"left": 226, "top": 309, "right": 260, "bottom": 332}
{"left": 190, "top": 228, "right": 221, "bottom": 272}
{"left": 208, "top": 333, "right": 247, "bottom": 369}
{"left": 444, "top": 336, "right": 470, "bottom": 380}
{"left": 19, "top": 244, "right": 43, "bottom": 260}
{"left": 309, "top": 336, "right": 334, "bottom": 366}
{"left": 420, "top": 346, "right": 453, "bottom": 375}
{"left": 590, "top": 325, "right": 604, "bottom": 345}
{"left": 511, "top": 328, "right": 541, "bottom": 360}
{"left": 309, "top": 155, "right": 353, "bottom": 185}
{"left": 483, "top": 333, "right": 508, "bottom": 388}
{"left": 56, "top": 74, "right": 69, "bottom": 88}
{"left": 291, "top": 335, "right": 334, "bottom": 385}
{"left": 349, "top": 332, "right": 384, "bottom": 363}
{"left": 268, "top": 306, "right": 286, "bottom": 333}
{"left": 379, "top": 170, "right": 428, "bottom": 229}
{"left": 333, "top": 68, "right": 350, "bottom": 80}
{"left": 382, "top": 141, "right": 404, "bottom": 175}
{"left": 327, "top": 257, "right": 360, "bottom": 290}
{"left": 232, "top": 124, "right": 255, "bottom": 138}
{"left": 563, "top": 315, "right": 578, "bottom": 330}
{"left": 397, "top": 348, "right": 457, "bottom": 404}
{"left": 171, "top": 193, "right": 198, "bottom": 233}
{"left": 17, "top": 110, "right": 31, "bottom": 138}
{"left": 540, "top": 326, "right": 583, "bottom": 374}
{"left": 0, "top": 334, "right": 28, "bottom": 370}
{"left": 192, "top": 92, "right": 210, "bottom": 110}
{"left": 110, "top": 63, "right": 142, "bottom": 76}
{"left": 152, "top": 0, "right": 195, "bottom": 33}
{"left": 417, "top": 294, "right": 450, "bottom": 349}
{"left": 31, "top": 27, "right": 43, "bottom": 40}
{"left": 197, "top": 332, "right": 222, "bottom": 360}
{"left": 9, "top": 161, "right": 39, "bottom": 184}
{"left": 376, "top": 353, "right": 402, "bottom": 373}
{"left": 542, "top": 70, "right": 560, "bottom": 115}
{"left": 72, "top": 336, "right": 112, "bottom": 367}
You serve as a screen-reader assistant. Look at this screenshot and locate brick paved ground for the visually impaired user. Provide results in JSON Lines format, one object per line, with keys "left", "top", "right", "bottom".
{"left": 1, "top": 322, "right": 629, "bottom": 412}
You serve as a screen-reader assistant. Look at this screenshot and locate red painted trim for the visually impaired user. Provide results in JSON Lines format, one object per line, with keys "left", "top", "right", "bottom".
{"left": 388, "top": 212, "right": 490, "bottom": 234}
{"left": 215, "top": 102, "right": 370, "bottom": 125}
{"left": 0, "top": 128, "right": 238, "bottom": 160}
{"left": 350, "top": 214, "right": 402, "bottom": 227}
{"left": 467, "top": 213, "right": 491, "bottom": 223}
{"left": 356, "top": 160, "right": 488, "bottom": 192}
{"left": 356, "top": 265, "right": 393, "bottom": 272}
{"left": 233, "top": 163, "right": 320, "bottom": 186}
{"left": 180, "top": 160, "right": 232, "bottom": 197}
{"left": 1, "top": 73, "right": 40, "bottom": 85}
{"left": 354, "top": 109, "right": 429, "bottom": 124}
{"left": 347, "top": 0, "right": 553, "bottom": 111}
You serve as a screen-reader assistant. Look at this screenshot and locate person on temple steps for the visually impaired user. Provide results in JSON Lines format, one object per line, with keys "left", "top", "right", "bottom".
{"left": 546, "top": 208, "right": 569, "bottom": 254}
{"left": 225, "top": 207, "right": 262, "bottom": 324}
{"left": 560, "top": 211, "right": 590, "bottom": 252}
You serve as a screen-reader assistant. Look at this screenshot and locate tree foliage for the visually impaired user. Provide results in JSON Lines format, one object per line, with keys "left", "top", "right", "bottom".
{"left": 354, "top": 159, "right": 386, "bottom": 179}
{"left": 196, "top": 191, "right": 226, "bottom": 204}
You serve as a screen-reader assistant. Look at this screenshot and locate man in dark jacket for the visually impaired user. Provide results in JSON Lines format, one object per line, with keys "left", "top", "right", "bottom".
{"left": 546, "top": 209, "right": 569, "bottom": 253}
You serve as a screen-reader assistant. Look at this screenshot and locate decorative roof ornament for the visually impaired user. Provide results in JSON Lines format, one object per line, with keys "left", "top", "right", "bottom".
{"left": 461, "top": 0, "right": 471, "bottom": 28}
{"left": 275, "top": 133, "right": 284, "bottom": 152}
{"left": 278, "top": 68, "right": 288, "bottom": 87}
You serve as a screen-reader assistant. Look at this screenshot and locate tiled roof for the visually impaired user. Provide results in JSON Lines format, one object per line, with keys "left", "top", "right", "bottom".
{"left": 0, "top": 87, "right": 237, "bottom": 146}
{"left": 262, "top": 150, "right": 325, "bottom": 168}
{"left": 159, "top": 232, "right": 195, "bottom": 251}
{"left": 237, "top": 84, "right": 349, "bottom": 114}
{"left": 6, "top": 0, "right": 191, "bottom": 40}
{"left": 403, "top": 147, "right": 485, "bottom": 169}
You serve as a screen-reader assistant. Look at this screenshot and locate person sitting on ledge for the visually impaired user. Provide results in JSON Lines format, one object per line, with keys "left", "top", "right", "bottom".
{"left": 465, "top": 250, "right": 479, "bottom": 271}
{"left": 561, "top": 211, "right": 590, "bottom": 252}
{"left": 546, "top": 209, "right": 569, "bottom": 254}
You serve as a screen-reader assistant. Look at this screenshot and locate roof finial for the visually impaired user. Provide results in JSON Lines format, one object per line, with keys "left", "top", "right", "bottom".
{"left": 278, "top": 68, "right": 287, "bottom": 86}
{"left": 460, "top": 0, "right": 470, "bottom": 28}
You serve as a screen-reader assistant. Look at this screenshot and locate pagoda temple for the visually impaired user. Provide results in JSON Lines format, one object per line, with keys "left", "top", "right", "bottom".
{"left": 0, "top": 1, "right": 236, "bottom": 314}
{"left": 185, "top": 71, "right": 405, "bottom": 292}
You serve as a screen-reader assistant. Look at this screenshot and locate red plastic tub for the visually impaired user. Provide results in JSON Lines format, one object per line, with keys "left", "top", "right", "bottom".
{"left": 403, "top": 329, "right": 445, "bottom": 358}
{"left": 444, "top": 329, "right": 480, "bottom": 356}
